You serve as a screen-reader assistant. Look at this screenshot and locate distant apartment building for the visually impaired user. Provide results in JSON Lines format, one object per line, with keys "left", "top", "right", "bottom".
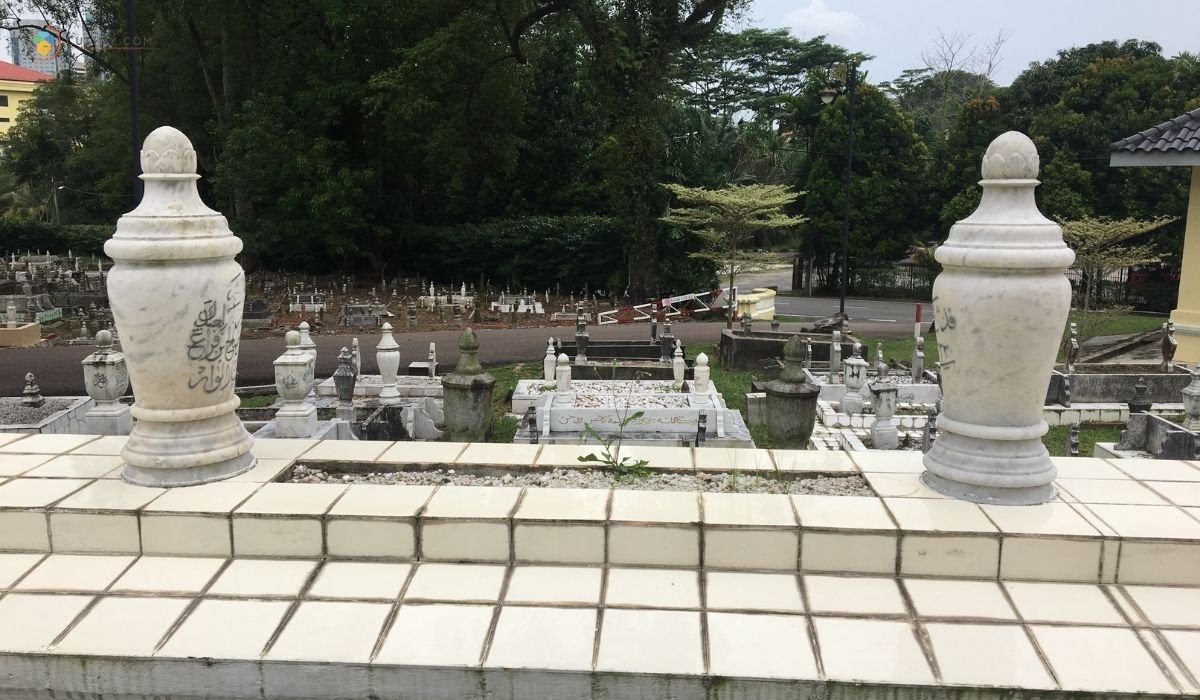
{"left": 8, "top": 21, "right": 69, "bottom": 77}
{"left": 0, "top": 60, "right": 51, "bottom": 135}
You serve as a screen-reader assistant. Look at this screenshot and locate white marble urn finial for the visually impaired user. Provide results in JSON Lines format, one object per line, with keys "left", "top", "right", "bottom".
{"left": 106, "top": 126, "right": 256, "bottom": 486}
{"left": 376, "top": 322, "right": 402, "bottom": 405}
{"left": 672, "top": 340, "right": 686, "bottom": 389}
{"left": 922, "top": 131, "right": 1074, "bottom": 505}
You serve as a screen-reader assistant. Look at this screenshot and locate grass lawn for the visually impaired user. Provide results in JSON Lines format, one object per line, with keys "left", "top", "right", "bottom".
{"left": 1042, "top": 424, "right": 1122, "bottom": 458}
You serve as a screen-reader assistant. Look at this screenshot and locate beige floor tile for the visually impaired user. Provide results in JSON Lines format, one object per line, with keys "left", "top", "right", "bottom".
{"left": 773, "top": 450, "right": 856, "bottom": 473}
{"left": 1163, "top": 630, "right": 1200, "bottom": 682}
{"left": 596, "top": 608, "right": 703, "bottom": 674}
{"left": 68, "top": 435, "right": 128, "bottom": 456}
{"left": 1085, "top": 504, "right": 1200, "bottom": 539}
{"left": 300, "top": 439, "right": 392, "bottom": 463}
{"left": 266, "top": 600, "right": 391, "bottom": 662}
{"left": 1145, "top": 481, "right": 1200, "bottom": 507}
{"left": 904, "top": 579, "right": 1016, "bottom": 620}
{"left": 0, "top": 552, "right": 44, "bottom": 588}
{"left": 329, "top": 484, "right": 434, "bottom": 517}
{"left": 1051, "top": 457, "right": 1128, "bottom": 479}
{"left": 605, "top": 567, "right": 700, "bottom": 609}
{"left": 1113, "top": 460, "right": 1200, "bottom": 482}
{"left": 1004, "top": 581, "right": 1124, "bottom": 624}
{"left": 979, "top": 501, "right": 1100, "bottom": 536}
{"left": 308, "top": 562, "right": 411, "bottom": 600}
{"left": 16, "top": 554, "right": 135, "bottom": 592}
{"left": 862, "top": 472, "right": 947, "bottom": 498}
{"left": 801, "top": 531, "right": 897, "bottom": 574}
{"left": 884, "top": 498, "right": 996, "bottom": 533}
{"left": 515, "top": 487, "right": 609, "bottom": 521}
{"left": 158, "top": 598, "right": 290, "bottom": 659}
{"left": 377, "top": 441, "right": 465, "bottom": 464}
{"left": 926, "top": 623, "right": 1055, "bottom": 689}
{"left": 705, "top": 572, "right": 803, "bottom": 612}
{"left": 234, "top": 482, "right": 345, "bottom": 515}
{"left": 692, "top": 448, "right": 776, "bottom": 472}
{"left": 0, "top": 477, "right": 90, "bottom": 507}
{"left": 206, "top": 559, "right": 317, "bottom": 597}
{"left": 54, "top": 479, "right": 164, "bottom": 511}
{"left": 702, "top": 492, "right": 795, "bottom": 526}
{"left": 849, "top": 451, "right": 925, "bottom": 474}
{"left": 793, "top": 494, "right": 896, "bottom": 530}
{"left": 227, "top": 458, "right": 293, "bottom": 483}
{"left": 505, "top": 566, "right": 602, "bottom": 605}
{"left": 143, "top": 481, "right": 261, "bottom": 513}
{"left": 0, "top": 433, "right": 29, "bottom": 448}
{"left": 0, "top": 593, "right": 92, "bottom": 652}
{"left": 1057, "top": 478, "right": 1168, "bottom": 505}
{"left": 111, "top": 556, "right": 225, "bottom": 594}
{"left": 485, "top": 606, "right": 597, "bottom": 671}
{"left": 54, "top": 596, "right": 192, "bottom": 656}
{"left": 534, "top": 444, "right": 604, "bottom": 468}
{"left": 1031, "top": 625, "right": 1176, "bottom": 694}
{"left": 0, "top": 434, "right": 98, "bottom": 455}
{"left": 423, "top": 485, "right": 521, "bottom": 518}
{"left": 614, "top": 445, "right": 693, "bottom": 470}
{"left": 814, "top": 617, "right": 934, "bottom": 684}
{"left": 455, "top": 442, "right": 541, "bottom": 466}
{"left": 25, "top": 455, "right": 125, "bottom": 479}
{"left": 250, "top": 438, "right": 317, "bottom": 461}
{"left": 1123, "top": 585, "right": 1200, "bottom": 626}
{"left": 376, "top": 603, "right": 494, "bottom": 666}
{"left": 707, "top": 612, "right": 818, "bottom": 679}
{"left": 804, "top": 574, "right": 907, "bottom": 615}
{"left": 404, "top": 563, "right": 506, "bottom": 602}
{"left": 0, "top": 453, "right": 53, "bottom": 477}
{"left": 610, "top": 489, "right": 699, "bottom": 523}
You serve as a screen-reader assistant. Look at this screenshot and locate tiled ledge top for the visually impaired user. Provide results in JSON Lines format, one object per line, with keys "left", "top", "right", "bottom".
{"left": 0, "top": 556, "right": 1197, "bottom": 697}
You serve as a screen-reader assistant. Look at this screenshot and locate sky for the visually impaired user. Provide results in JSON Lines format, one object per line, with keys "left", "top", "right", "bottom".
{"left": 746, "top": 0, "right": 1200, "bottom": 86}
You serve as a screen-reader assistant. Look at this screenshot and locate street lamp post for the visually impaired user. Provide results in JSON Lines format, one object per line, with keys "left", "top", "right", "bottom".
{"left": 819, "top": 61, "right": 858, "bottom": 322}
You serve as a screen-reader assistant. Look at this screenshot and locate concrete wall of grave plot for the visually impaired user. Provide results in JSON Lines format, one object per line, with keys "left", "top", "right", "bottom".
{"left": 559, "top": 341, "right": 677, "bottom": 361}
{"left": 0, "top": 322, "right": 41, "bottom": 347}
{"left": 811, "top": 379, "right": 942, "bottom": 405}
{"left": 569, "top": 363, "right": 689, "bottom": 381}
{"left": 1047, "top": 371, "right": 1193, "bottom": 405}
{"left": 718, "top": 329, "right": 858, "bottom": 370}
{"left": 0, "top": 396, "right": 94, "bottom": 434}
{"left": 316, "top": 376, "right": 444, "bottom": 398}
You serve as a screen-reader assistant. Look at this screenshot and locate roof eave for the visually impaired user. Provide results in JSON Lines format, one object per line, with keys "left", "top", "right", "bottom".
{"left": 1110, "top": 151, "right": 1200, "bottom": 167}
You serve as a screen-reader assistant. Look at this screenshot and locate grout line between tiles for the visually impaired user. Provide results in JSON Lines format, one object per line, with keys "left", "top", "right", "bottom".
{"left": 258, "top": 558, "right": 326, "bottom": 659}
{"left": 996, "top": 580, "right": 1063, "bottom": 691}
{"left": 476, "top": 565, "right": 514, "bottom": 666}
{"left": 368, "top": 561, "right": 420, "bottom": 663}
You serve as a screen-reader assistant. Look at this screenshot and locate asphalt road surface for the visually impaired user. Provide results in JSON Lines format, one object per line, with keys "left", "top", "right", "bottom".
{"left": 2, "top": 312, "right": 916, "bottom": 396}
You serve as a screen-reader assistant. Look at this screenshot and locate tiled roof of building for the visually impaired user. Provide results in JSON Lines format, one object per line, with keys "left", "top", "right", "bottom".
{"left": 1111, "top": 107, "right": 1200, "bottom": 154}
{"left": 0, "top": 60, "right": 51, "bottom": 82}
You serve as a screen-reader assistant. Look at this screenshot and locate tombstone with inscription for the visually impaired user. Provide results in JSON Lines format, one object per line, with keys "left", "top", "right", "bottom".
{"left": 273, "top": 330, "right": 318, "bottom": 438}
{"left": 840, "top": 344, "right": 870, "bottom": 414}
{"left": 106, "top": 127, "right": 255, "bottom": 486}
{"left": 81, "top": 329, "right": 132, "bottom": 435}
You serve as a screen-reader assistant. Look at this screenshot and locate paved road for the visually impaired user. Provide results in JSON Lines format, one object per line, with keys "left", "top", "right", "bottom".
{"left": 735, "top": 268, "right": 930, "bottom": 326}
{"left": 1, "top": 314, "right": 915, "bottom": 396}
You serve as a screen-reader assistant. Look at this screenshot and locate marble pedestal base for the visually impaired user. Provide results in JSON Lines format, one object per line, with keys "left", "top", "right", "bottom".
{"left": 86, "top": 405, "right": 133, "bottom": 436}
{"left": 275, "top": 404, "right": 318, "bottom": 439}
{"left": 841, "top": 393, "right": 864, "bottom": 415}
{"left": 921, "top": 418, "right": 1057, "bottom": 505}
{"left": 870, "top": 423, "right": 898, "bottom": 450}
{"left": 121, "top": 410, "right": 255, "bottom": 487}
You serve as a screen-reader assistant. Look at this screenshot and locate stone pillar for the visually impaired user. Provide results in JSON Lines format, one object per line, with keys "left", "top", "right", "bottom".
{"left": 829, "top": 330, "right": 842, "bottom": 382}
{"left": 693, "top": 352, "right": 711, "bottom": 394}
{"left": 351, "top": 337, "right": 362, "bottom": 376}
{"left": 740, "top": 314, "right": 752, "bottom": 333}
{"left": 441, "top": 328, "right": 496, "bottom": 442}
{"left": 105, "top": 126, "right": 255, "bottom": 486}
{"left": 804, "top": 339, "right": 813, "bottom": 371}
{"left": 575, "top": 317, "right": 589, "bottom": 367}
{"left": 543, "top": 337, "right": 556, "bottom": 386}
{"left": 376, "top": 322, "right": 401, "bottom": 405}
{"left": 875, "top": 342, "right": 887, "bottom": 376}
{"left": 922, "top": 132, "right": 1074, "bottom": 505}
{"left": 650, "top": 316, "right": 658, "bottom": 342}
{"left": 912, "top": 337, "right": 925, "bottom": 381}
{"left": 1162, "top": 322, "right": 1178, "bottom": 372}
{"left": 555, "top": 353, "right": 573, "bottom": 402}
{"left": 332, "top": 347, "right": 356, "bottom": 423}
{"left": 660, "top": 322, "right": 675, "bottom": 363}
{"left": 21, "top": 372, "right": 42, "bottom": 407}
{"left": 672, "top": 340, "right": 685, "bottom": 389}
{"left": 5, "top": 302, "right": 14, "bottom": 329}
{"left": 765, "top": 337, "right": 820, "bottom": 448}
{"left": 427, "top": 342, "right": 437, "bottom": 378}
{"left": 273, "top": 330, "right": 317, "bottom": 438}
{"left": 1183, "top": 366, "right": 1200, "bottom": 431}
{"left": 841, "top": 344, "right": 869, "bottom": 414}
{"left": 869, "top": 382, "right": 899, "bottom": 450}
{"left": 81, "top": 329, "right": 132, "bottom": 435}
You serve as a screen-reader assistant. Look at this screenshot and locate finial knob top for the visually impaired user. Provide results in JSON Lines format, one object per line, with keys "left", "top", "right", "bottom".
{"left": 981, "top": 131, "right": 1039, "bottom": 180}
{"left": 140, "top": 126, "right": 198, "bottom": 175}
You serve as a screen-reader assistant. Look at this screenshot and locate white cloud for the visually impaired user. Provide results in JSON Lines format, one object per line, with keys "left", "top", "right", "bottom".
{"left": 783, "top": 0, "right": 861, "bottom": 39}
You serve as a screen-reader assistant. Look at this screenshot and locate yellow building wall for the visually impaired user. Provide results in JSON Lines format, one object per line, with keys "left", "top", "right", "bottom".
{"left": 1171, "top": 166, "right": 1200, "bottom": 362}
{"left": 0, "top": 79, "right": 39, "bottom": 135}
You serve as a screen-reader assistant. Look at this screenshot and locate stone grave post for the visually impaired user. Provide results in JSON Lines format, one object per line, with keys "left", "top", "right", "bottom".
{"left": 1064, "top": 322, "right": 1079, "bottom": 374}
{"left": 912, "top": 336, "right": 925, "bottom": 381}
{"left": 543, "top": 338, "right": 556, "bottom": 387}
{"left": 921, "top": 132, "right": 1074, "bottom": 505}
{"left": 1128, "top": 377, "right": 1152, "bottom": 415}
{"left": 575, "top": 313, "right": 589, "bottom": 366}
{"left": 351, "top": 337, "right": 362, "bottom": 376}
{"left": 660, "top": 322, "right": 675, "bottom": 363}
{"left": 407, "top": 301, "right": 418, "bottom": 330}
{"left": 273, "top": 331, "right": 318, "bottom": 438}
{"left": 81, "top": 329, "right": 132, "bottom": 435}
{"left": 841, "top": 344, "right": 870, "bottom": 414}
{"left": 105, "top": 126, "right": 255, "bottom": 486}
{"left": 875, "top": 342, "right": 887, "bottom": 376}
{"left": 21, "top": 372, "right": 42, "bottom": 407}
{"left": 427, "top": 342, "right": 437, "bottom": 378}
{"left": 5, "top": 301, "right": 14, "bottom": 329}
{"left": 1183, "top": 366, "right": 1200, "bottom": 431}
{"left": 376, "top": 322, "right": 402, "bottom": 405}
{"left": 650, "top": 316, "right": 658, "bottom": 342}
{"left": 869, "top": 382, "right": 899, "bottom": 449}
{"left": 693, "top": 352, "right": 711, "bottom": 394}
{"left": 1162, "top": 321, "right": 1177, "bottom": 372}
{"left": 764, "top": 337, "right": 819, "bottom": 448}
{"left": 554, "top": 353, "right": 573, "bottom": 402}
{"left": 739, "top": 314, "right": 752, "bottom": 333}
{"left": 672, "top": 340, "right": 686, "bottom": 390}
{"left": 441, "top": 328, "right": 496, "bottom": 442}
{"left": 771, "top": 319, "right": 781, "bottom": 332}
{"left": 829, "top": 330, "right": 842, "bottom": 383}
{"left": 332, "top": 347, "right": 356, "bottom": 423}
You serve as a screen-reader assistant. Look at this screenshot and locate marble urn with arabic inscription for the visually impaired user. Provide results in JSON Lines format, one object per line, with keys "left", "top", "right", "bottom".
{"left": 105, "top": 126, "right": 256, "bottom": 486}
{"left": 921, "top": 132, "right": 1074, "bottom": 505}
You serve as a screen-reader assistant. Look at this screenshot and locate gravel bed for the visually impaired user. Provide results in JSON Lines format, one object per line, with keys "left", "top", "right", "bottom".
{"left": 0, "top": 399, "right": 75, "bottom": 425}
{"left": 290, "top": 464, "right": 871, "bottom": 495}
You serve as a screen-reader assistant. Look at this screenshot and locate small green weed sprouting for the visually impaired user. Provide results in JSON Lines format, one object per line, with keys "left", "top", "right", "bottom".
{"left": 578, "top": 414, "right": 652, "bottom": 479}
